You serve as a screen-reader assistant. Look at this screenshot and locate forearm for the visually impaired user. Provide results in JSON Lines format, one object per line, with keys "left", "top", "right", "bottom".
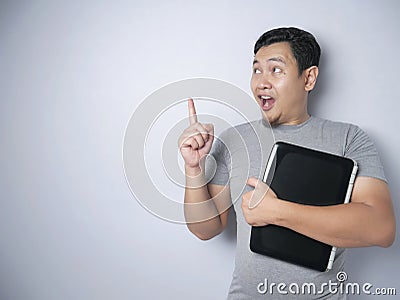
{"left": 184, "top": 165, "right": 223, "bottom": 240}
{"left": 275, "top": 200, "right": 394, "bottom": 248}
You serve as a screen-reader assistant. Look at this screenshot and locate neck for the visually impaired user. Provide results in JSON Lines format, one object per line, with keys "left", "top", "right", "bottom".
{"left": 265, "top": 111, "right": 310, "bottom": 127}
{"left": 281, "top": 113, "right": 310, "bottom": 126}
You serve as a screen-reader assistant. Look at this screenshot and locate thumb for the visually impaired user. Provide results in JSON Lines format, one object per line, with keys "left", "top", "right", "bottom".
{"left": 203, "top": 123, "right": 214, "bottom": 133}
{"left": 246, "top": 177, "right": 261, "bottom": 188}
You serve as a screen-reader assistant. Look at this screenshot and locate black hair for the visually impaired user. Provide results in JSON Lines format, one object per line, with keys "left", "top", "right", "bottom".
{"left": 254, "top": 27, "right": 321, "bottom": 75}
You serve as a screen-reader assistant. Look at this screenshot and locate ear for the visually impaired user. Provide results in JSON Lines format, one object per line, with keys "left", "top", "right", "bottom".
{"left": 304, "top": 66, "right": 319, "bottom": 92}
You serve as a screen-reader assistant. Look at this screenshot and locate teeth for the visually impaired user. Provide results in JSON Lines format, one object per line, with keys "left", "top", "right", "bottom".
{"left": 261, "top": 95, "right": 271, "bottom": 100}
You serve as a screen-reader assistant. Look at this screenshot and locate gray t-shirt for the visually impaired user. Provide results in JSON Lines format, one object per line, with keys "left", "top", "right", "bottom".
{"left": 208, "top": 116, "right": 386, "bottom": 299}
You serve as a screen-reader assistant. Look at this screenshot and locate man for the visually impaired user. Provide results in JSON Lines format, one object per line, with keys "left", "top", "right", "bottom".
{"left": 178, "top": 27, "right": 395, "bottom": 299}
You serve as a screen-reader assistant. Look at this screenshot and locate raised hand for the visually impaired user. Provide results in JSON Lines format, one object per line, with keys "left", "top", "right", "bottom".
{"left": 178, "top": 98, "right": 214, "bottom": 169}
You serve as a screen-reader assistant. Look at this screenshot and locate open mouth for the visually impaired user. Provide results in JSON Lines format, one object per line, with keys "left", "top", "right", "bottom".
{"left": 259, "top": 95, "right": 276, "bottom": 111}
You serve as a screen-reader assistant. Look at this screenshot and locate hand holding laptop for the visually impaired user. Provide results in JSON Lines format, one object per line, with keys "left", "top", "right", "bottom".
{"left": 242, "top": 177, "right": 279, "bottom": 225}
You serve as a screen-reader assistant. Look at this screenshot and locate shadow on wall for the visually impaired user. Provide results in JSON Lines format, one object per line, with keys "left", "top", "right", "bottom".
{"left": 308, "top": 48, "right": 329, "bottom": 117}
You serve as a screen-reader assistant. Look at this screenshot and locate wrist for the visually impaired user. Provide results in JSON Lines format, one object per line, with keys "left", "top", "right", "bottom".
{"left": 185, "top": 157, "right": 207, "bottom": 176}
{"left": 185, "top": 164, "right": 207, "bottom": 189}
{"left": 185, "top": 165, "right": 203, "bottom": 176}
{"left": 272, "top": 198, "right": 292, "bottom": 227}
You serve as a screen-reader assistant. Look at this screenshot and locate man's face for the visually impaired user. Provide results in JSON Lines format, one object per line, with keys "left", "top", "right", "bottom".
{"left": 251, "top": 42, "right": 311, "bottom": 126}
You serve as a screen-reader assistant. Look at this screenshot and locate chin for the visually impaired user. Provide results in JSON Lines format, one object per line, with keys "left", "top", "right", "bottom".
{"left": 262, "top": 112, "right": 279, "bottom": 126}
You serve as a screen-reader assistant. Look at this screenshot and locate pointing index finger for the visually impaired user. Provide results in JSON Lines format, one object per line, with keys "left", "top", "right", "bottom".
{"left": 188, "top": 98, "right": 198, "bottom": 125}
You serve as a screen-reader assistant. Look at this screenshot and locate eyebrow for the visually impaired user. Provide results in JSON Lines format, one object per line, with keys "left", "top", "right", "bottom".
{"left": 253, "top": 57, "right": 286, "bottom": 65}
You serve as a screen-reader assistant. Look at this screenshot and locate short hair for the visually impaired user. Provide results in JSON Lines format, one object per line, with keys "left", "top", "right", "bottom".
{"left": 254, "top": 27, "right": 321, "bottom": 75}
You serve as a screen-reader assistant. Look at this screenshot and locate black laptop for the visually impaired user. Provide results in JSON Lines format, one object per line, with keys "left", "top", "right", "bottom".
{"left": 250, "top": 141, "right": 358, "bottom": 271}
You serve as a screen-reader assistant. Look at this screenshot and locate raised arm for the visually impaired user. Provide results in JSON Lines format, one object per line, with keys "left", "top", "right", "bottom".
{"left": 178, "top": 98, "right": 231, "bottom": 240}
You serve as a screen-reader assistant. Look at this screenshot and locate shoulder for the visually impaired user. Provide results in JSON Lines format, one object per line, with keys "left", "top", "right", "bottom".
{"left": 314, "top": 117, "right": 379, "bottom": 159}
{"left": 311, "top": 116, "right": 364, "bottom": 142}
{"left": 217, "top": 120, "right": 261, "bottom": 142}
{"left": 317, "top": 117, "right": 373, "bottom": 149}
{"left": 220, "top": 120, "right": 260, "bottom": 134}
{"left": 311, "top": 116, "right": 358, "bottom": 132}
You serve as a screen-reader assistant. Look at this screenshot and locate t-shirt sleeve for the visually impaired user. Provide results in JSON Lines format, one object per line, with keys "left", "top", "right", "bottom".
{"left": 344, "top": 125, "right": 386, "bottom": 182}
{"left": 205, "top": 134, "right": 230, "bottom": 186}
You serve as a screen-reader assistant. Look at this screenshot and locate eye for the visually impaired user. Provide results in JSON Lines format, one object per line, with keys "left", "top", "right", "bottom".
{"left": 253, "top": 68, "right": 261, "bottom": 74}
{"left": 272, "top": 67, "right": 282, "bottom": 73}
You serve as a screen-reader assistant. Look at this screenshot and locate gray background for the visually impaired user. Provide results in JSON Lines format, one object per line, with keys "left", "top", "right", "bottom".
{"left": 1, "top": 0, "right": 399, "bottom": 299}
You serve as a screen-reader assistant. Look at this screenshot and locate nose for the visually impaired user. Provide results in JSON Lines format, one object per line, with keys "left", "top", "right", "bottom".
{"left": 257, "top": 74, "right": 272, "bottom": 90}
